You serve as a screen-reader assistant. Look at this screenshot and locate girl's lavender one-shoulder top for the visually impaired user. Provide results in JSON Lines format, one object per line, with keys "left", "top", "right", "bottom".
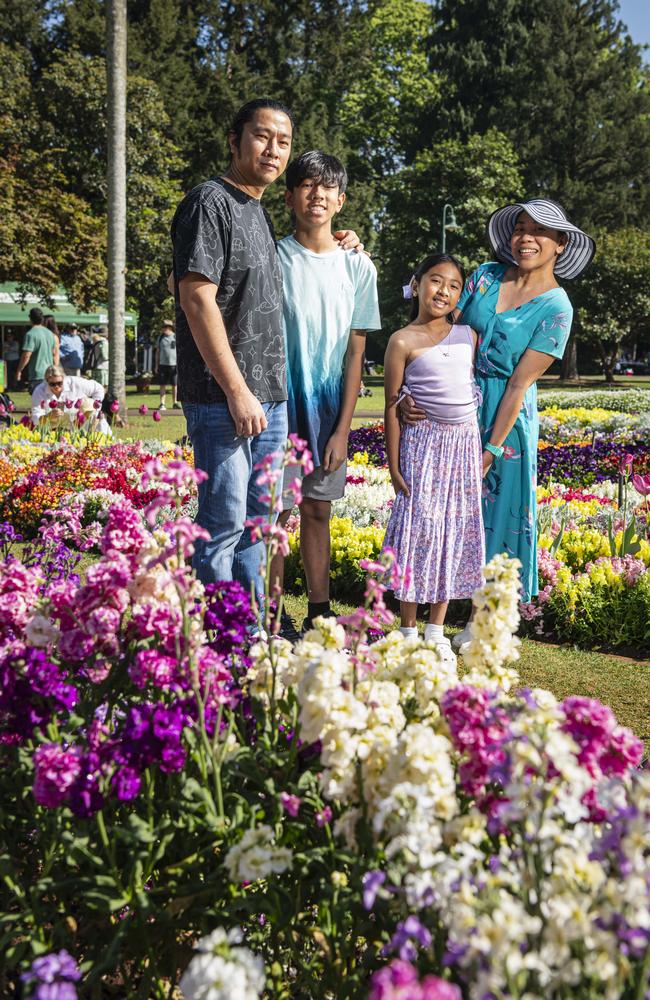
{"left": 398, "top": 324, "right": 480, "bottom": 423}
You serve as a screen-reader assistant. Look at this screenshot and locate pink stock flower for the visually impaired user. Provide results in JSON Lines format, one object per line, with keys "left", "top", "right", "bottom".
{"left": 368, "top": 960, "right": 461, "bottom": 1000}
{"left": 139, "top": 404, "right": 149, "bottom": 415}
{"left": 632, "top": 473, "right": 650, "bottom": 496}
{"left": 33, "top": 744, "right": 82, "bottom": 808}
{"left": 245, "top": 516, "right": 290, "bottom": 557}
{"left": 315, "top": 806, "right": 333, "bottom": 827}
{"left": 279, "top": 792, "right": 301, "bottom": 817}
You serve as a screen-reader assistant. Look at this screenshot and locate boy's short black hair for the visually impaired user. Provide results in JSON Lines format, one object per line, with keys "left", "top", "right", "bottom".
{"left": 285, "top": 150, "right": 348, "bottom": 194}
{"left": 29, "top": 307, "right": 44, "bottom": 325}
{"left": 228, "top": 98, "right": 295, "bottom": 147}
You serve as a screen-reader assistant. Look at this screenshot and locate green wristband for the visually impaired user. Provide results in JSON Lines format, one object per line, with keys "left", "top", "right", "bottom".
{"left": 485, "top": 442, "right": 504, "bottom": 460}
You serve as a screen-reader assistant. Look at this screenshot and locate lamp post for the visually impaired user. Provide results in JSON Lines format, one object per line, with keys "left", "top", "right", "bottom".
{"left": 441, "top": 203, "right": 458, "bottom": 253}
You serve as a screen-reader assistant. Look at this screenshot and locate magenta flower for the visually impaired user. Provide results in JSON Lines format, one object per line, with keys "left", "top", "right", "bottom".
{"left": 139, "top": 404, "right": 149, "bottom": 415}
{"left": 618, "top": 453, "right": 634, "bottom": 475}
{"left": 49, "top": 399, "right": 60, "bottom": 410}
{"left": 152, "top": 410, "right": 162, "bottom": 422}
{"left": 315, "top": 806, "right": 333, "bottom": 827}
{"left": 279, "top": 792, "right": 301, "bottom": 817}
{"left": 632, "top": 473, "right": 650, "bottom": 496}
{"left": 33, "top": 744, "right": 82, "bottom": 807}
{"left": 110, "top": 399, "right": 120, "bottom": 412}
{"left": 20, "top": 414, "right": 32, "bottom": 426}
{"left": 368, "top": 960, "right": 461, "bottom": 1000}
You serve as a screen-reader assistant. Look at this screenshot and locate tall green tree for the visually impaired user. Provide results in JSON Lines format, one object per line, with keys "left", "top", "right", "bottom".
{"left": 0, "top": 42, "right": 106, "bottom": 305}
{"left": 427, "top": 0, "right": 650, "bottom": 230}
{"left": 376, "top": 129, "right": 524, "bottom": 341}
{"left": 572, "top": 228, "right": 650, "bottom": 382}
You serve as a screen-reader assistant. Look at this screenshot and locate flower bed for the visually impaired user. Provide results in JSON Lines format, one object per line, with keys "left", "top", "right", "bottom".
{"left": 0, "top": 435, "right": 193, "bottom": 536}
{"left": 538, "top": 387, "right": 650, "bottom": 412}
{"left": 2, "top": 450, "right": 649, "bottom": 998}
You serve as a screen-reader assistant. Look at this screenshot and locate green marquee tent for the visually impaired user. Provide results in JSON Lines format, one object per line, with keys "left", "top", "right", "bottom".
{"left": 0, "top": 283, "right": 138, "bottom": 328}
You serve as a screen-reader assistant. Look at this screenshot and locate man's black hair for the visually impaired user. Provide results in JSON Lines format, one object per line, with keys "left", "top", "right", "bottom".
{"left": 29, "top": 307, "right": 44, "bottom": 325}
{"left": 228, "top": 98, "right": 295, "bottom": 147}
{"left": 285, "top": 150, "right": 348, "bottom": 193}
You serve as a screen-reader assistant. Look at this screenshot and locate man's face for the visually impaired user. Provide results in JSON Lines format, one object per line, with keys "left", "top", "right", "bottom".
{"left": 285, "top": 177, "right": 345, "bottom": 227}
{"left": 46, "top": 375, "right": 64, "bottom": 398}
{"left": 228, "top": 108, "right": 293, "bottom": 189}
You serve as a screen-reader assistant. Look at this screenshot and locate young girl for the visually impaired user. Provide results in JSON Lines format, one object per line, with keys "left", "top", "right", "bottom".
{"left": 382, "top": 253, "right": 485, "bottom": 662}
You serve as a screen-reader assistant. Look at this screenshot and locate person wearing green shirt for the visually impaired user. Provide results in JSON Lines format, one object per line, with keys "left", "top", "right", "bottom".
{"left": 16, "top": 308, "right": 59, "bottom": 392}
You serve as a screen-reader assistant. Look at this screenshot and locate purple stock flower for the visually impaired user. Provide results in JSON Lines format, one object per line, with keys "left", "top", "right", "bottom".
{"left": 0, "top": 646, "right": 78, "bottom": 745}
{"left": 21, "top": 949, "right": 81, "bottom": 1000}
{"left": 383, "top": 915, "right": 432, "bottom": 962}
{"left": 363, "top": 869, "right": 386, "bottom": 911}
{"left": 203, "top": 580, "right": 256, "bottom": 656}
{"left": 115, "top": 702, "right": 187, "bottom": 775}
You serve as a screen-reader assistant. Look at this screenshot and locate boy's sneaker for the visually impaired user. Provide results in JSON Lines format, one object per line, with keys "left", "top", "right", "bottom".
{"left": 302, "top": 609, "right": 338, "bottom": 633}
{"left": 277, "top": 612, "right": 302, "bottom": 645}
{"left": 159, "top": 401, "right": 167, "bottom": 411}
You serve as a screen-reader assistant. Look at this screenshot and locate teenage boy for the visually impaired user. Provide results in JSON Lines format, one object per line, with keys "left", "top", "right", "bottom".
{"left": 272, "top": 151, "right": 381, "bottom": 638}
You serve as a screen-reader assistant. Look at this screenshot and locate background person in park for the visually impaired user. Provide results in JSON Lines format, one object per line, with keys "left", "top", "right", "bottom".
{"left": 171, "top": 98, "right": 360, "bottom": 605}
{"left": 89, "top": 326, "right": 110, "bottom": 387}
{"left": 269, "top": 151, "right": 381, "bottom": 639}
{"left": 15, "top": 308, "right": 59, "bottom": 392}
{"left": 401, "top": 199, "right": 595, "bottom": 651}
{"left": 30, "top": 363, "right": 111, "bottom": 434}
{"left": 155, "top": 319, "right": 179, "bottom": 410}
{"left": 383, "top": 253, "right": 484, "bottom": 663}
{"left": 59, "top": 323, "right": 84, "bottom": 377}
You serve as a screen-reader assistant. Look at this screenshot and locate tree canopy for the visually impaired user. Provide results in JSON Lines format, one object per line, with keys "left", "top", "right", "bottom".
{"left": 1, "top": 0, "right": 648, "bottom": 365}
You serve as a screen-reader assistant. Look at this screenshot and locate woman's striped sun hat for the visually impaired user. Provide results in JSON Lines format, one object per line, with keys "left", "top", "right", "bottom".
{"left": 487, "top": 198, "right": 596, "bottom": 280}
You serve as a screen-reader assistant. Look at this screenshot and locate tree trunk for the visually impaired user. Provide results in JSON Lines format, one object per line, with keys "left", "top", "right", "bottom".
{"left": 106, "top": 0, "right": 127, "bottom": 422}
{"left": 561, "top": 332, "right": 579, "bottom": 381}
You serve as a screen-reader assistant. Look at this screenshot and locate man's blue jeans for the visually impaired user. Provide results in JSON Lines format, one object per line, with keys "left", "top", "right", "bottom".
{"left": 183, "top": 400, "right": 287, "bottom": 605}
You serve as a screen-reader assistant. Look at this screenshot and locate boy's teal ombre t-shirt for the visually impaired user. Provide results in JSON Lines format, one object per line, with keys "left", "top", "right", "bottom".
{"left": 278, "top": 235, "right": 381, "bottom": 467}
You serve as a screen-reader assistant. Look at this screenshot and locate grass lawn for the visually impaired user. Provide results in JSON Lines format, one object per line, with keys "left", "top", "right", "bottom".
{"left": 282, "top": 592, "right": 650, "bottom": 749}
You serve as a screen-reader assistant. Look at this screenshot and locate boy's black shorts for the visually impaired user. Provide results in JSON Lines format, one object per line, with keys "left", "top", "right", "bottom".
{"left": 159, "top": 364, "right": 177, "bottom": 385}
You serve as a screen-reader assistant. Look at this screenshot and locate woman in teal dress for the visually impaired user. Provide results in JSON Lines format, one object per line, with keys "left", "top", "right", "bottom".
{"left": 402, "top": 199, "right": 595, "bottom": 641}
{"left": 458, "top": 199, "right": 595, "bottom": 615}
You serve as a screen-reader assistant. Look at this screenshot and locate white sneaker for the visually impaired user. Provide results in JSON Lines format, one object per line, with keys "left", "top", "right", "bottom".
{"left": 451, "top": 625, "right": 473, "bottom": 652}
{"left": 159, "top": 401, "right": 167, "bottom": 410}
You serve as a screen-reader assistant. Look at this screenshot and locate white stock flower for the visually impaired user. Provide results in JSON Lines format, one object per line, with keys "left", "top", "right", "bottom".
{"left": 179, "top": 926, "right": 265, "bottom": 1000}
{"left": 224, "top": 825, "right": 292, "bottom": 884}
{"left": 462, "top": 554, "right": 522, "bottom": 689}
{"left": 24, "top": 613, "right": 60, "bottom": 647}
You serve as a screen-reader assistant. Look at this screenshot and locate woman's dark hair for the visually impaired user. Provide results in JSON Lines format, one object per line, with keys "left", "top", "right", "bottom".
{"left": 285, "top": 150, "right": 348, "bottom": 193}
{"left": 43, "top": 314, "right": 60, "bottom": 337}
{"left": 228, "top": 98, "right": 296, "bottom": 148}
{"left": 409, "top": 253, "right": 466, "bottom": 321}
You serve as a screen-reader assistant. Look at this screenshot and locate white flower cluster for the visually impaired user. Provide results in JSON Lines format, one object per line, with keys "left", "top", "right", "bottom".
{"left": 538, "top": 387, "right": 650, "bottom": 413}
{"left": 179, "top": 926, "right": 265, "bottom": 1000}
{"left": 224, "top": 825, "right": 293, "bottom": 884}
{"left": 332, "top": 466, "right": 394, "bottom": 528}
{"left": 412, "top": 693, "right": 650, "bottom": 1000}
{"left": 462, "top": 553, "right": 522, "bottom": 691}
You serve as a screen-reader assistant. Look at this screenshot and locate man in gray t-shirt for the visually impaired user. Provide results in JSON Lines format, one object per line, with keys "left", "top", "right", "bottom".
{"left": 171, "top": 98, "right": 294, "bottom": 605}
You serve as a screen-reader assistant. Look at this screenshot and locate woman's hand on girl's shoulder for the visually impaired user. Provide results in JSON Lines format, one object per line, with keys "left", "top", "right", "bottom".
{"left": 390, "top": 469, "right": 410, "bottom": 497}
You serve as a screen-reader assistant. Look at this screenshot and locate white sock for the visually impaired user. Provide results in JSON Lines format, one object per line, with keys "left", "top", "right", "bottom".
{"left": 424, "top": 623, "right": 445, "bottom": 642}
{"left": 399, "top": 626, "right": 418, "bottom": 638}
